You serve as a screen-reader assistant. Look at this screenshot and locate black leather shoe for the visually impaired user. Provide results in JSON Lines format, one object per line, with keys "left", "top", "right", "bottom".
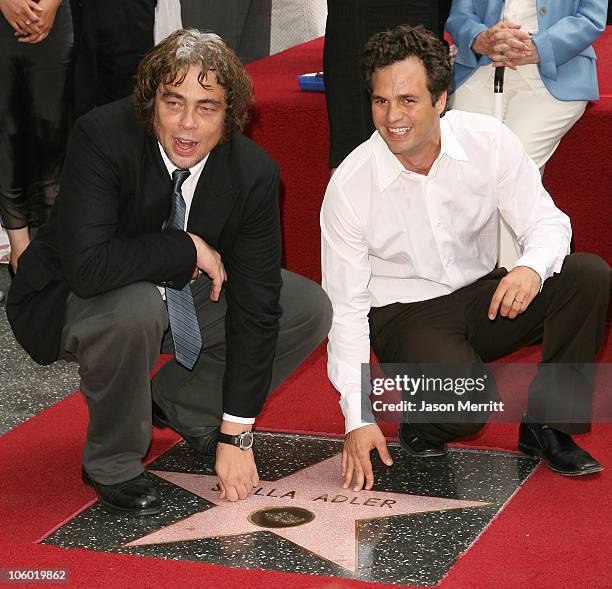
{"left": 518, "top": 420, "right": 603, "bottom": 476}
{"left": 151, "top": 399, "right": 218, "bottom": 459}
{"left": 398, "top": 423, "right": 447, "bottom": 458}
{"left": 82, "top": 468, "right": 162, "bottom": 516}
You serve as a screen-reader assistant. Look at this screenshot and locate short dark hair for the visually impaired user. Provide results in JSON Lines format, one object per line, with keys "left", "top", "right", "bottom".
{"left": 133, "top": 29, "right": 253, "bottom": 140}
{"left": 361, "top": 25, "right": 451, "bottom": 105}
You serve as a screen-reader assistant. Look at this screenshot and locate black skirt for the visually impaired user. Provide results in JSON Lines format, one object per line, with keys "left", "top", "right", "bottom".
{"left": 0, "top": 1, "right": 73, "bottom": 231}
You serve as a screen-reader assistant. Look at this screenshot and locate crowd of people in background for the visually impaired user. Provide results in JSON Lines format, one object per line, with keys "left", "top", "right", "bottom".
{"left": 0, "top": 0, "right": 325, "bottom": 294}
{"left": 1, "top": 1, "right": 608, "bottom": 275}
{"left": 3, "top": 1, "right": 607, "bottom": 277}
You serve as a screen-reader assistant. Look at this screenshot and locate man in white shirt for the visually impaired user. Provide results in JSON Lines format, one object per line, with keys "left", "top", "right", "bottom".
{"left": 321, "top": 25, "right": 610, "bottom": 492}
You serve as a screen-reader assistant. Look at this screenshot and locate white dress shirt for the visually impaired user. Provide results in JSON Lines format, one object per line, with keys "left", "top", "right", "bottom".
{"left": 320, "top": 110, "right": 571, "bottom": 433}
{"left": 158, "top": 144, "right": 255, "bottom": 427}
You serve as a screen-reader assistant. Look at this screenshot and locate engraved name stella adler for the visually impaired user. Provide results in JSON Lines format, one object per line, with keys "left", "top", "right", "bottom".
{"left": 210, "top": 484, "right": 397, "bottom": 508}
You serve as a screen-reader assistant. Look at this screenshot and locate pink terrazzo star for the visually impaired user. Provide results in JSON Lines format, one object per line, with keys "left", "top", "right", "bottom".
{"left": 126, "top": 454, "right": 489, "bottom": 571}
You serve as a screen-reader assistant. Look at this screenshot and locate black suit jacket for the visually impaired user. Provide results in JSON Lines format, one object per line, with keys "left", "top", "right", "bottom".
{"left": 7, "top": 97, "right": 282, "bottom": 419}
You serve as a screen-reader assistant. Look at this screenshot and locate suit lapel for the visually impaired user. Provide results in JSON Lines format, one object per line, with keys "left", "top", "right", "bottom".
{"left": 143, "top": 132, "right": 173, "bottom": 230}
{"left": 187, "top": 139, "right": 240, "bottom": 247}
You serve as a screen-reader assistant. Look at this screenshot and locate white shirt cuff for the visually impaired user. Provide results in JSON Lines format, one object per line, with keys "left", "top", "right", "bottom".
{"left": 345, "top": 419, "right": 377, "bottom": 435}
{"left": 222, "top": 413, "right": 256, "bottom": 425}
{"left": 513, "top": 251, "right": 549, "bottom": 291}
{"left": 340, "top": 392, "right": 376, "bottom": 434}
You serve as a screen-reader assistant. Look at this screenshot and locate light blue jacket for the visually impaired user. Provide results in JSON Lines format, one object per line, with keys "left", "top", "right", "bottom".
{"left": 446, "top": 0, "right": 608, "bottom": 100}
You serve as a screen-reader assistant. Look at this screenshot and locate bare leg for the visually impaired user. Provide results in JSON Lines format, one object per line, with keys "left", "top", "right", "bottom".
{"left": 6, "top": 227, "right": 30, "bottom": 272}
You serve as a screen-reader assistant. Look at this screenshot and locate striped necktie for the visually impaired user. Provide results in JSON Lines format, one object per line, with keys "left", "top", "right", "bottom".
{"left": 165, "top": 168, "right": 202, "bottom": 369}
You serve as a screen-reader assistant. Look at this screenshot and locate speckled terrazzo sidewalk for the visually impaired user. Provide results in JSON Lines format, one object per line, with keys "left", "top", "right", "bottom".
{"left": 0, "top": 269, "right": 80, "bottom": 435}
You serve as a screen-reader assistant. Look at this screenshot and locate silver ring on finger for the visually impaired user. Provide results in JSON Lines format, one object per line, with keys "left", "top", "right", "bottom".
{"left": 514, "top": 298, "right": 524, "bottom": 304}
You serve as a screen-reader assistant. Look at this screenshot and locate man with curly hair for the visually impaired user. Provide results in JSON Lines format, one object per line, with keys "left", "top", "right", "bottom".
{"left": 7, "top": 29, "right": 331, "bottom": 515}
{"left": 321, "top": 25, "right": 610, "bottom": 492}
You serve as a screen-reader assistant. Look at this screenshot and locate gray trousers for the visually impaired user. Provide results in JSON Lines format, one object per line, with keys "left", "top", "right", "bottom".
{"left": 60, "top": 270, "right": 332, "bottom": 484}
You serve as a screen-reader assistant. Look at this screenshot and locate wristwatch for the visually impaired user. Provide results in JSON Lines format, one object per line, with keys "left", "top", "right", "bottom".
{"left": 217, "top": 430, "right": 254, "bottom": 451}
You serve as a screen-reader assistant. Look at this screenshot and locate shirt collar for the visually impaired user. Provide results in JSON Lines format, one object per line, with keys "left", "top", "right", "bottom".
{"left": 373, "top": 114, "right": 470, "bottom": 192}
{"left": 440, "top": 115, "right": 470, "bottom": 163}
{"left": 157, "top": 142, "right": 209, "bottom": 180}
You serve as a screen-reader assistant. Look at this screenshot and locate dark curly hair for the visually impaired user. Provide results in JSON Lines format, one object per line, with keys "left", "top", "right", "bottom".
{"left": 361, "top": 25, "right": 451, "bottom": 106}
{"left": 133, "top": 29, "right": 253, "bottom": 140}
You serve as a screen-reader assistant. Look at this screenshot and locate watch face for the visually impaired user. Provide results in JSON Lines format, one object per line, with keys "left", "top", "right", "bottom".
{"left": 239, "top": 431, "right": 254, "bottom": 450}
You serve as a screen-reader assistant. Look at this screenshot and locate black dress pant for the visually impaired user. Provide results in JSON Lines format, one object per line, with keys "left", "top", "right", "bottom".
{"left": 324, "top": 0, "right": 444, "bottom": 168}
{"left": 368, "top": 254, "right": 611, "bottom": 442}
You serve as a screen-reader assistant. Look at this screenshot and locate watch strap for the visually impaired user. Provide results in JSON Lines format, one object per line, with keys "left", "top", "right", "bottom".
{"left": 217, "top": 432, "right": 241, "bottom": 447}
{"left": 217, "top": 430, "right": 254, "bottom": 450}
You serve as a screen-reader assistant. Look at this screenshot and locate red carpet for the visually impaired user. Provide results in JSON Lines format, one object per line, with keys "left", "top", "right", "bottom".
{"left": 2, "top": 31, "right": 612, "bottom": 589}
{"left": 596, "top": 27, "right": 612, "bottom": 96}
{"left": 1, "top": 332, "right": 611, "bottom": 588}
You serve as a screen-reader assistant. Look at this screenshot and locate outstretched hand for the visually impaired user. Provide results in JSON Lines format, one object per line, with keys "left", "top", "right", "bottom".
{"left": 342, "top": 424, "right": 393, "bottom": 492}
{"left": 215, "top": 420, "right": 259, "bottom": 502}
{"left": 216, "top": 444, "right": 259, "bottom": 502}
